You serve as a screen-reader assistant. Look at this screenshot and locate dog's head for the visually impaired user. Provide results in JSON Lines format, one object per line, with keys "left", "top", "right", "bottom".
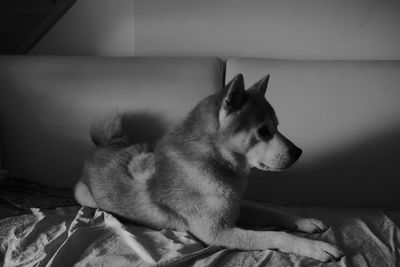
{"left": 218, "top": 73, "right": 302, "bottom": 171}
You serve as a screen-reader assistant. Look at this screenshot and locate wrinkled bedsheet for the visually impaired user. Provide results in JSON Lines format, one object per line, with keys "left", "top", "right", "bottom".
{"left": 1, "top": 204, "right": 399, "bottom": 267}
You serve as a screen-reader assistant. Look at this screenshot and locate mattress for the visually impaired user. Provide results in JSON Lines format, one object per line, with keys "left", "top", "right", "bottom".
{"left": 1, "top": 179, "right": 399, "bottom": 266}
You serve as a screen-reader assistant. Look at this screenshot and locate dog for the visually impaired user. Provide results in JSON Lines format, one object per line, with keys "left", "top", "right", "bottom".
{"left": 74, "top": 73, "right": 344, "bottom": 262}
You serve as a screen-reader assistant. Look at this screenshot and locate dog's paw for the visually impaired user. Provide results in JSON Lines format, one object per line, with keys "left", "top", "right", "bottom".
{"left": 305, "top": 240, "right": 344, "bottom": 262}
{"left": 292, "top": 218, "right": 329, "bottom": 233}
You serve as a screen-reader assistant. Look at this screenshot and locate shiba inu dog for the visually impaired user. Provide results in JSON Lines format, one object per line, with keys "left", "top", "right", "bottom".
{"left": 74, "top": 74, "right": 344, "bottom": 262}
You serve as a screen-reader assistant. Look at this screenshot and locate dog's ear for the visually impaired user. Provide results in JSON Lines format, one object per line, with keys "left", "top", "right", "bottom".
{"left": 249, "top": 74, "right": 270, "bottom": 96}
{"left": 222, "top": 73, "right": 246, "bottom": 112}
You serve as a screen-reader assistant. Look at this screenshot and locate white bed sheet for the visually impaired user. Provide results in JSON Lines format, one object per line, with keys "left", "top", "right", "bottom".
{"left": 1, "top": 205, "right": 399, "bottom": 266}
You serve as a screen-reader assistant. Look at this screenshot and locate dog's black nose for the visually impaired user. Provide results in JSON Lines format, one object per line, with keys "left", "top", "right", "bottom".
{"left": 290, "top": 147, "right": 302, "bottom": 160}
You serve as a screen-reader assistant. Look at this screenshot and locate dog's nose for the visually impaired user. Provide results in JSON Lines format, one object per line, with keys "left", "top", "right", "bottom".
{"left": 290, "top": 147, "right": 302, "bottom": 160}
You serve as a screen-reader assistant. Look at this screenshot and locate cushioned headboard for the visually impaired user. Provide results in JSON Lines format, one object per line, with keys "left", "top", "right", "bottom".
{"left": 227, "top": 58, "right": 400, "bottom": 207}
{"left": 0, "top": 56, "right": 223, "bottom": 187}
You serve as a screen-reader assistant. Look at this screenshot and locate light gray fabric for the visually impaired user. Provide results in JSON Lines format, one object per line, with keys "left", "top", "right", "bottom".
{"left": 226, "top": 58, "right": 400, "bottom": 208}
{"left": 0, "top": 56, "right": 223, "bottom": 187}
{"left": 1, "top": 205, "right": 399, "bottom": 266}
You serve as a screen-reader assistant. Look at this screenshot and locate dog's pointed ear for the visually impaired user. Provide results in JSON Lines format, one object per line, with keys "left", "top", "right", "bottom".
{"left": 249, "top": 74, "right": 270, "bottom": 96}
{"left": 222, "top": 73, "right": 246, "bottom": 112}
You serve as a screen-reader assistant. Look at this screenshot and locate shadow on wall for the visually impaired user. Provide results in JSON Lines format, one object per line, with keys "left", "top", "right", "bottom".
{"left": 31, "top": 0, "right": 135, "bottom": 56}
{"left": 246, "top": 127, "right": 400, "bottom": 208}
{"left": 121, "top": 112, "right": 168, "bottom": 146}
{"left": 0, "top": 75, "right": 169, "bottom": 187}
{"left": 1, "top": 110, "right": 169, "bottom": 187}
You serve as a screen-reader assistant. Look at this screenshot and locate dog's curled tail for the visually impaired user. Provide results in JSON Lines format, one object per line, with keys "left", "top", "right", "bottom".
{"left": 90, "top": 114, "right": 129, "bottom": 147}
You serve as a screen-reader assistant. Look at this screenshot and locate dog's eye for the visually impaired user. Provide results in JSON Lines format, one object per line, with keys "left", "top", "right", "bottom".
{"left": 258, "top": 126, "right": 271, "bottom": 138}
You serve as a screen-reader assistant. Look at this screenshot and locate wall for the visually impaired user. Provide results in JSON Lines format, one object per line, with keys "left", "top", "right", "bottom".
{"left": 31, "top": 0, "right": 400, "bottom": 59}
{"left": 31, "top": 0, "right": 135, "bottom": 56}
{"left": 135, "top": 0, "right": 400, "bottom": 60}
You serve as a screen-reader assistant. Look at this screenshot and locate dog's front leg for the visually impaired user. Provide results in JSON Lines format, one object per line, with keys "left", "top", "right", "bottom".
{"left": 189, "top": 219, "right": 343, "bottom": 262}
{"left": 238, "top": 200, "right": 328, "bottom": 233}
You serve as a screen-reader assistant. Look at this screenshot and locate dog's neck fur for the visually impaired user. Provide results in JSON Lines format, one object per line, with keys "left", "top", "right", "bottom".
{"left": 156, "top": 93, "right": 250, "bottom": 178}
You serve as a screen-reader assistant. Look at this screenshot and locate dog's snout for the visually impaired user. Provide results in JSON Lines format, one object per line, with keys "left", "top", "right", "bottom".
{"left": 290, "top": 147, "right": 302, "bottom": 160}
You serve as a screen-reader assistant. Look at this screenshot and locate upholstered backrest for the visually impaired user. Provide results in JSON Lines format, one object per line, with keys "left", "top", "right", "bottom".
{"left": 226, "top": 58, "right": 400, "bottom": 207}
{"left": 0, "top": 56, "right": 223, "bottom": 186}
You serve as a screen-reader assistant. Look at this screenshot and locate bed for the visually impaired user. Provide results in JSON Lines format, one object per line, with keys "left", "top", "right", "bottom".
{"left": 0, "top": 178, "right": 399, "bottom": 267}
{"left": 1, "top": 56, "right": 400, "bottom": 266}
